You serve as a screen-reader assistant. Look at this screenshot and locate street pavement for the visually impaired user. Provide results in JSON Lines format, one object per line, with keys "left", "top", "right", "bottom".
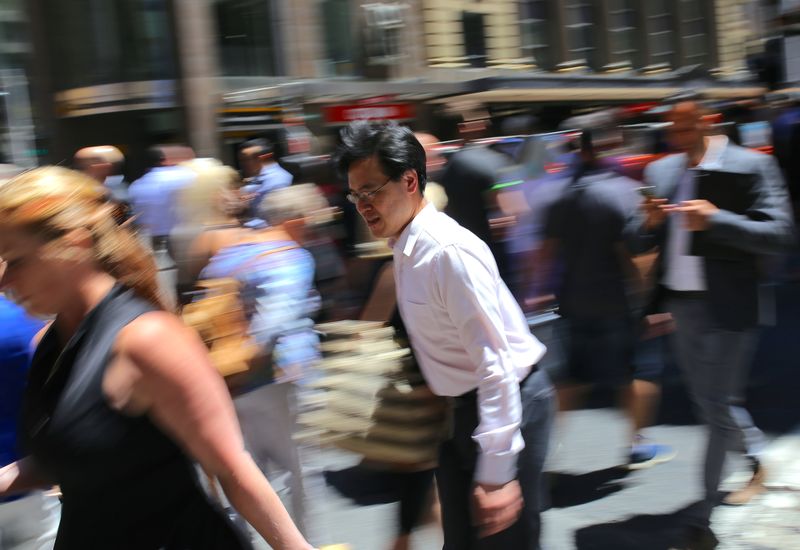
{"left": 160, "top": 257, "right": 798, "bottom": 550}
{"left": 250, "top": 280, "right": 800, "bottom": 549}
{"left": 248, "top": 409, "right": 798, "bottom": 550}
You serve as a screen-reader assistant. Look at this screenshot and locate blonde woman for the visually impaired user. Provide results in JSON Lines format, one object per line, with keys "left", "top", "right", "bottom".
{"left": 0, "top": 167, "right": 314, "bottom": 550}
{"left": 192, "top": 184, "right": 326, "bottom": 538}
{"left": 171, "top": 159, "right": 243, "bottom": 304}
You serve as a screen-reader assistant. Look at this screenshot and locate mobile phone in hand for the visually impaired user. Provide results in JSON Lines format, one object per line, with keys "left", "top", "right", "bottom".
{"left": 637, "top": 186, "right": 657, "bottom": 198}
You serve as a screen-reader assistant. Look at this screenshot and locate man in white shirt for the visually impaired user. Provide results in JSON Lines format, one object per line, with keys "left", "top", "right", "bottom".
{"left": 338, "top": 121, "right": 555, "bottom": 549}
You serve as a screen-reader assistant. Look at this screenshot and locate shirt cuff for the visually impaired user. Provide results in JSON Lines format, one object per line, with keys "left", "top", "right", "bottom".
{"left": 474, "top": 451, "right": 519, "bottom": 486}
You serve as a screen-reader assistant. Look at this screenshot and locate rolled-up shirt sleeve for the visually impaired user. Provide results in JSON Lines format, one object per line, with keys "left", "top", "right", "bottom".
{"left": 433, "top": 244, "right": 524, "bottom": 486}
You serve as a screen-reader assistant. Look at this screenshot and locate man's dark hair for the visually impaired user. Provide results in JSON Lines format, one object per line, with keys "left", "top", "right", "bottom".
{"left": 240, "top": 137, "right": 274, "bottom": 157}
{"left": 336, "top": 121, "right": 427, "bottom": 193}
{"left": 146, "top": 146, "right": 166, "bottom": 168}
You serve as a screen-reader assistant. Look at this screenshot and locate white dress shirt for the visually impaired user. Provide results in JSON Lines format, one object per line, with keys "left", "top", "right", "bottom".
{"left": 663, "top": 135, "right": 728, "bottom": 291}
{"left": 392, "top": 203, "right": 547, "bottom": 485}
{"left": 129, "top": 166, "right": 195, "bottom": 238}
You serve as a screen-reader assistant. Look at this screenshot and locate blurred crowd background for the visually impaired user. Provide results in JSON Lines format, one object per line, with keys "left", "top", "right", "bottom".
{"left": 2, "top": 2, "right": 800, "bottom": 549}
{"left": 1, "top": 0, "right": 799, "bottom": 174}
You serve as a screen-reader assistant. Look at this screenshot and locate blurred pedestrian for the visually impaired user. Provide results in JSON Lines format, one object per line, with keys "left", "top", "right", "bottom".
{"left": 238, "top": 138, "right": 293, "bottom": 224}
{"left": 338, "top": 121, "right": 555, "bottom": 550}
{"left": 73, "top": 145, "right": 131, "bottom": 222}
{"left": 129, "top": 146, "right": 196, "bottom": 250}
{"left": 638, "top": 99, "right": 795, "bottom": 548}
{"left": 0, "top": 261, "right": 60, "bottom": 550}
{"left": 0, "top": 167, "right": 314, "bottom": 550}
{"left": 129, "top": 146, "right": 196, "bottom": 307}
{"left": 439, "top": 116, "right": 513, "bottom": 282}
{"left": 536, "top": 129, "right": 675, "bottom": 468}
{"left": 171, "top": 159, "right": 242, "bottom": 305}
{"left": 193, "top": 184, "right": 323, "bottom": 539}
{"left": 771, "top": 93, "right": 800, "bottom": 214}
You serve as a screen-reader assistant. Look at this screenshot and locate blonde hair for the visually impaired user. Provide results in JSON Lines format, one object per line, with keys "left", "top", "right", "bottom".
{"left": 176, "top": 158, "right": 239, "bottom": 226}
{"left": 0, "top": 166, "right": 167, "bottom": 310}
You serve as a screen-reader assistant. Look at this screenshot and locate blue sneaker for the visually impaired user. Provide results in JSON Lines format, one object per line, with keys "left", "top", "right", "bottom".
{"left": 627, "top": 437, "right": 677, "bottom": 470}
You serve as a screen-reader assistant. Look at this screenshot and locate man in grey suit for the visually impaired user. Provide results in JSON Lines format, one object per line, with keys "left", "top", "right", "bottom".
{"left": 639, "top": 100, "right": 795, "bottom": 549}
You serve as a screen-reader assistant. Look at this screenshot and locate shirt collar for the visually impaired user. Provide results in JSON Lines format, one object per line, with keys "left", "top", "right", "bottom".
{"left": 104, "top": 174, "right": 124, "bottom": 187}
{"left": 259, "top": 163, "right": 279, "bottom": 177}
{"left": 390, "top": 202, "right": 437, "bottom": 257}
{"left": 697, "top": 135, "right": 728, "bottom": 170}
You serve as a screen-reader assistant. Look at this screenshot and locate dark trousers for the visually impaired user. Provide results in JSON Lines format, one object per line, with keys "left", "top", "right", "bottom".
{"left": 437, "top": 368, "right": 555, "bottom": 550}
{"left": 668, "top": 296, "right": 764, "bottom": 525}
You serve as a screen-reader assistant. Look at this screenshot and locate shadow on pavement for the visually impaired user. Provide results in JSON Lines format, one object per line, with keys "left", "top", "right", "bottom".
{"left": 573, "top": 500, "right": 707, "bottom": 550}
{"left": 548, "top": 466, "right": 631, "bottom": 509}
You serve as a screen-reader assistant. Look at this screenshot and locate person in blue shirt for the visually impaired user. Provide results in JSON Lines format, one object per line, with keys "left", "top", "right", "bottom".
{"left": 129, "top": 146, "right": 196, "bottom": 244}
{"left": 238, "top": 138, "right": 293, "bottom": 224}
{"left": 0, "top": 284, "right": 60, "bottom": 548}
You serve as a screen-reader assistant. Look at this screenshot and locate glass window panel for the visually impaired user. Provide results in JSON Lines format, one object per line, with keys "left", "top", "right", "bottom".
{"left": 214, "top": 0, "right": 279, "bottom": 77}
{"left": 678, "top": 0, "right": 710, "bottom": 67}
{"left": 565, "top": 0, "right": 595, "bottom": 67}
{"left": 44, "top": 0, "right": 176, "bottom": 90}
{"left": 607, "top": 0, "right": 638, "bottom": 65}
{"left": 519, "top": 0, "right": 551, "bottom": 70}
{"left": 321, "top": 0, "right": 355, "bottom": 75}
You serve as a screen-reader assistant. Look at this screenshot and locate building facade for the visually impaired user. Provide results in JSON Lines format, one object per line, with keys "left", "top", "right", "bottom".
{"left": 9, "top": 0, "right": 779, "bottom": 172}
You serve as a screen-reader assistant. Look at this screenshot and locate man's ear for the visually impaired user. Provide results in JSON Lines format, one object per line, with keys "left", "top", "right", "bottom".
{"left": 404, "top": 169, "right": 420, "bottom": 195}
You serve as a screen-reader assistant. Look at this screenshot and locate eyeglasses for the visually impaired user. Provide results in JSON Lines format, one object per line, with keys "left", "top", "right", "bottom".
{"left": 346, "top": 176, "right": 392, "bottom": 205}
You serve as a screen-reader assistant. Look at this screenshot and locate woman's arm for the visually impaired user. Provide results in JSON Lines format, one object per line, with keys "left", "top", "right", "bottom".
{"left": 186, "top": 231, "right": 215, "bottom": 282}
{"left": 0, "top": 457, "right": 53, "bottom": 497}
{"left": 113, "top": 312, "right": 313, "bottom": 550}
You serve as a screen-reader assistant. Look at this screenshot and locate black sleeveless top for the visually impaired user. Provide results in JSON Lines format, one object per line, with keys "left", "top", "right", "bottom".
{"left": 20, "top": 285, "right": 251, "bottom": 549}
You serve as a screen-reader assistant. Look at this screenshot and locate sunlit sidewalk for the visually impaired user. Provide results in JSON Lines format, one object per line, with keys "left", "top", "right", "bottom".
{"left": 714, "top": 429, "right": 800, "bottom": 549}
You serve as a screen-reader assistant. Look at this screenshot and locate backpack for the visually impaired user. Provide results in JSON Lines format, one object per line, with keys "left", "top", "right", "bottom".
{"left": 181, "top": 245, "right": 298, "bottom": 383}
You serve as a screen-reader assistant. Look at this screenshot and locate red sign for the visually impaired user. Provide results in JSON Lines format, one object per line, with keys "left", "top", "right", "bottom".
{"left": 324, "top": 103, "right": 415, "bottom": 124}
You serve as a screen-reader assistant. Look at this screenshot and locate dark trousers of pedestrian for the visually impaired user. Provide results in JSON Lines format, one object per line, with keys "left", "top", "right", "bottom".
{"left": 669, "top": 295, "right": 766, "bottom": 525}
{"left": 437, "top": 368, "right": 555, "bottom": 550}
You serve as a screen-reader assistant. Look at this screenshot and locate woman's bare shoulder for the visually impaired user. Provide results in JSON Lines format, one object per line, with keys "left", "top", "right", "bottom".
{"left": 114, "top": 311, "right": 197, "bottom": 365}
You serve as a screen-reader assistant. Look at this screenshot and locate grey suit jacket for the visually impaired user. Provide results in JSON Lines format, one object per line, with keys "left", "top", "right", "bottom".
{"left": 638, "top": 144, "right": 795, "bottom": 329}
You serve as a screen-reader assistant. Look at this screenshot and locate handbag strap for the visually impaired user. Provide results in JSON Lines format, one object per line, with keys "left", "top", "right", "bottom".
{"left": 233, "top": 244, "right": 300, "bottom": 279}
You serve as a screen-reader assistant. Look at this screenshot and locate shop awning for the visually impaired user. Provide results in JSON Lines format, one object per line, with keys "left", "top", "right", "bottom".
{"left": 429, "top": 86, "right": 766, "bottom": 104}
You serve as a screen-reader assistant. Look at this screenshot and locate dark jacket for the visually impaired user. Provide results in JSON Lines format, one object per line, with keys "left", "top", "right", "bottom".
{"left": 636, "top": 144, "right": 795, "bottom": 330}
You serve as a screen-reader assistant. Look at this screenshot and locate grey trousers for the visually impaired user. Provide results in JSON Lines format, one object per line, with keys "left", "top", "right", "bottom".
{"left": 668, "top": 296, "right": 766, "bottom": 523}
{"left": 233, "top": 383, "right": 308, "bottom": 534}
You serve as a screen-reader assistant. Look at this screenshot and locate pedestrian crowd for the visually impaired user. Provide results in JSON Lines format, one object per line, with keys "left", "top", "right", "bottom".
{"left": 0, "top": 92, "right": 797, "bottom": 550}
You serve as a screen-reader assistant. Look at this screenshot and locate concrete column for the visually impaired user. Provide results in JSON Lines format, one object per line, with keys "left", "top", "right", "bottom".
{"left": 423, "top": 0, "right": 466, "bottom": 65}
{"left": 714, "top": 0, "right": 754, "bottom": 75}
{"left": 172, "top": 0, "right": 220, "bottom": 158}
{"left": 279, "top": 0, "right": 324, "bottom": 77}
{"left": 399, "top": 0, "right": 428, "bottom": 78}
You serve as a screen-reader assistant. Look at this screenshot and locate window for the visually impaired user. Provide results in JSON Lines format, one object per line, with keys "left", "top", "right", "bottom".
{"left": 519, "top": 0, "right": 552, "bottom": 70}
{"left": 607, "top": 0, "right": 638, "bottom": 67}
{"left": 215, "top": 0, "right": 279, "bottom": 77}
{"left": 645, "top": 0, "right": 675, "bottom": 67}
{"left": 462, "top": 11, "right": 487, "bottom": 68}
{"left": 678, "top": 0, "right": 711, "bottom": 67}
{"left": 321, "top": 0, "right": 355, "bottom": 75}
{"left": 363, "top": 3, "right": 406, "bottom": 66}
{"left": 565, "top": 1, "right": 596, "bottom": 69}
{"left": 44, "top": 0, "right": 176, "bottom": 90}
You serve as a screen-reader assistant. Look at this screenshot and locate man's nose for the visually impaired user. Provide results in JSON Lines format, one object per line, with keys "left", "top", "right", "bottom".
{"left": 355, "top": 199, "right": 368, "bottom": 212}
